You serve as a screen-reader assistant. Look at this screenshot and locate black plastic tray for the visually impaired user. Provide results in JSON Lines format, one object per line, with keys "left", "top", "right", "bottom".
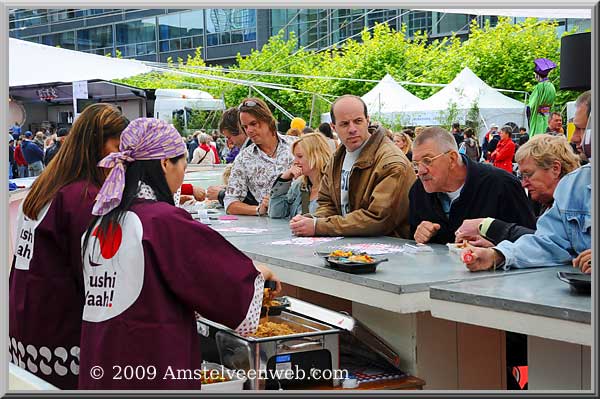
{"left": 314, "top": 251, "right": 388, "bottom": 274}
{"left": 557, "top": 271, "right": 591, "bottom": 295}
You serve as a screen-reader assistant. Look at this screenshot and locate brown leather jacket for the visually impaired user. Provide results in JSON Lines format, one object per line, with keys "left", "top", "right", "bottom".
{"left": 311, "top": 125, "right": 416, "bottom": 238}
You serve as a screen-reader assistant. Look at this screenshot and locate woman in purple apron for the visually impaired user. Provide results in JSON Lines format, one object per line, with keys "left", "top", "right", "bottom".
{"left": 79, "top": 118, "right": 281, "bottom": 389}
{"left": 9, "top": 104, "right": 129, "bottom": 389}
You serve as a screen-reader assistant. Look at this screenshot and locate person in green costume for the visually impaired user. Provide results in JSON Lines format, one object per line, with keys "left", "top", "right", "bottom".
{"left": 527, "top": 58, "right": 557, "bottom": 137}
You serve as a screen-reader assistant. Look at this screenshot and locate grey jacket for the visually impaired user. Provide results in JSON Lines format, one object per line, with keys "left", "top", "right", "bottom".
{"left": 268, "top": 176, "right": 318, "bottom": 219}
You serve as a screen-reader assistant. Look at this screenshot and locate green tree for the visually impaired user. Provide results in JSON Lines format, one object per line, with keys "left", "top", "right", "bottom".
{"left": 116, "top": 17, "right": 582, "bottom": 126}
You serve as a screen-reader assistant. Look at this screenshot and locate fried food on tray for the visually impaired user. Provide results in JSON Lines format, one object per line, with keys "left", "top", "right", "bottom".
{"left": 347, "top": 254, "right": 375, "bottom": 263}
{"left": 252, "top": 321, "right": 297, "bottom": 338}
{"left": 262, "top": 288, "right": 281, "bottom": 307}
{"left": 329, "top": 249, "right": 353, "bottom": 257}
{"left": 328, "top": 250, "right": 374, "bottom": 263}
{"left": 198, "top": 369, "right": 231, "bottom": 384}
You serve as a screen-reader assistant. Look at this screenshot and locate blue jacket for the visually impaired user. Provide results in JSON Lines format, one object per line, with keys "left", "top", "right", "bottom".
{"left": 20, "top": 140, "right": 44, "bottom": 164}
{"left": 496, "top": 164, "right": 591, "bottom": 269}
{"left": 268, "top": 176, "right": 318, "bottom": 219}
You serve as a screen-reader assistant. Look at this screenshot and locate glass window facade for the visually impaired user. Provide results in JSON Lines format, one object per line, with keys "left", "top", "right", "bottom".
{"left": 406, "top": 11, "right": 432, "bottom": 36}
{"left": 158, "top": 10, "right": 204, "bottom": 53}
{"left": 9, "top": 8, "right": 590, "bottom": 65}
{"left": 205, "top": 9, "right": 256, "bottom": 46}
{"left": 331, "top": 9, "right": 366, "bottom": 44}
{"left": 367, "top": 9, "right": 400, "bottom": 30}
{"left": 41, "top": 31, "right": 75, "bottom": 50}
{"left": 115, "top": 18, "right": 156, "bottom": 57}
{"left": 9, "top": 9, "right": 48, "bottom": 29}
{"left": 436, "top": 13, "right": 469, "bottom": 35}
{"left": 77, "top": 25, "right": 113, "bottom": 55}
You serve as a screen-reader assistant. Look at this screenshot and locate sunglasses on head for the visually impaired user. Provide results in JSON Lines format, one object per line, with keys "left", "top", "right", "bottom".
{"left": 238, "top": 100, "right": 258, "bottom": 110}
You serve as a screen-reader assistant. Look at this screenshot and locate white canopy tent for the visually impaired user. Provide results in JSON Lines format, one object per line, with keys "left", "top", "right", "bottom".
{"left": 403, "top": 67, "right": 526, "bottom": 139}
{"left": 361, "top": 74, "right": 423, "bottom": 124}
{"left": 9, "top": 38, "right": 152, "bottom": 87}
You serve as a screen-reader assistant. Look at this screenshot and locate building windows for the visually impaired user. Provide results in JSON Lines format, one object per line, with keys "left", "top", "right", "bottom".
{"left": 22, "top": 36, "right": 41, "bottom": 43}
{"left": 435, "top": 12, "right": 470, "bottom": 36}
{"left": 205, "top": 9, "right": 256, "bottom": 46}
{"left": 41, "top": 31, "right": 75, "bottom": 50}
{"left": 9, "top": 8, "right": 590, "bottom": 66}
{"left": 48, "top": 9, "right": 82, "bottom": 23}
{"left": 367, "top": 9, "right": 400, "bottom": 30}
{"left": 77, "top": 25, "right": 113, "bottom": 55}
{"left": 116, "top": 18, "right": 156, "bottom": 57}
{"left": 296, "top": 9, "right": 329, "bottom": 49}
{"left": 158, "top": 10, "right": 205, "bottom": 53}
{"left": 330, "top": 9, "right": 366, "bottom": 43}
{"left": 406, "top": 11, "right": 432, "bottom": 36}
{"left": 9, "top": 9, "right": 48, "bottom": 29}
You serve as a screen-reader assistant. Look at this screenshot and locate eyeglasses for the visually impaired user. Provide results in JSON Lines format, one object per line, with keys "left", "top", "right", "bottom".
{"left": 518, "top": 169, "right": 539, "bottom": 182}
{"left": 412, "top": 150, "right": 452, "bottom": 171}
{"left": 238, "top": 100, "right": 258, "bottom": 111}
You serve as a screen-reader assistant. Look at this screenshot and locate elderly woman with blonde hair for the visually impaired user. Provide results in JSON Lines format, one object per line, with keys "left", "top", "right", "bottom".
{"left": 455, "top": 134, "right": 580, "bottom": 247}
{"left": 266, "top": 132, "right": 333, "bottom": 219}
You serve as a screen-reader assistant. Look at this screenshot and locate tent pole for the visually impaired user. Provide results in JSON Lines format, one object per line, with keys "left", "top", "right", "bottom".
{"left": 309, "top": 94, "right": 316, "bottom": 127}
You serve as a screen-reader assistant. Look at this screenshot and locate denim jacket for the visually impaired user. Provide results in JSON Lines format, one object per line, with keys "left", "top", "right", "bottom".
{"left": 496, "top": 164, "right": 591, "bottom": 269}
{"left": 268, "top": 176, "right": 318, "bottom": 219}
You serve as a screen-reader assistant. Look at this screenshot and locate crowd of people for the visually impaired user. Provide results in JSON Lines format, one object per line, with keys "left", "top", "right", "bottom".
{"left": 8, "top": 125, "right": 70, "bottom": 179}
{"left": 8, "top": 84, "right": 591, "bottom": 390}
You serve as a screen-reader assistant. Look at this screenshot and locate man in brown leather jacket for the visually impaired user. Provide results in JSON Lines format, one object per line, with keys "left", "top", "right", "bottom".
{"left": 290, "top": 94, "right": 415, "bottom": 238}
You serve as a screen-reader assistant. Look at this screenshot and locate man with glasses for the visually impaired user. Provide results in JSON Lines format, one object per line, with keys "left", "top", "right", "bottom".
{"left": 409, "top": 127, "right": 535, "bottom": 244}
{"left": 289, "top": 94, "right": 415, "bottom": 237}
{"left": 463, "top": 90, "right": 592, "bottom": 274}
{"left": 223, "top": 98, "right": 295, "bottom": 216}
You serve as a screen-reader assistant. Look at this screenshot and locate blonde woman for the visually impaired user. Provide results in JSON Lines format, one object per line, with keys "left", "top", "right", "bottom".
{"left": 267, "top": 132, "right": 333, "bottom": 219}
{"left": 393, "top": 131, "right": 413, "bottom": 161}
{"left": 191, "top": 132, "right": 216, "bottom": 165}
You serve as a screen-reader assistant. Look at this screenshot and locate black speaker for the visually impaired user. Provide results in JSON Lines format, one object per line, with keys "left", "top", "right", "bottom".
{"left": 560, "top": 32, "right": 591, "bottom": 90}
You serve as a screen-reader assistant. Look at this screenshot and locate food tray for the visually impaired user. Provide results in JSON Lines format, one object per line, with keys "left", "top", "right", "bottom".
{"left": 557, "top": 271, "right": 591, "bottom": 295}
{"left": 314, "top": 251, "right": 387, "bottom": 274}
{"left": 200, "top": 361, "right": 246, "bottom": 391}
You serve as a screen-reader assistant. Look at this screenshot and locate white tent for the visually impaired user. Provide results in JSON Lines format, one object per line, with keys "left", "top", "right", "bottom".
{"left": 361, "top": 74, "right": 423, "bottom": 124}
{"left": 9, "top": 38, "right": 152, "bottom": 87}
{"left": 404, "top": 67, "right": 526, "bottom": 138}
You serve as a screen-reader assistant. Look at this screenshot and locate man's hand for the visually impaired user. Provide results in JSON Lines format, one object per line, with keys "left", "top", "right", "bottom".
{"left": 206, "top": 185, "right": 225, "bottom": 201}
{"left": 573, "top": 249, "right": 592, "bottom": 274}
{"left": 193, "top": 186, "right": 206, "bottom": 202}
{"left": 281, "top": 165, "right": 302, "bottom": 180}
{"left": 258, "top": 195, "right": 269, "bottom": 216}
{"left": 455, "top": 218, "right": 484, "bottom": 242}
{"left": 289, "top": 215, "right": 316, "bottom": 237}
{"left": 414, "top": 221, "right": 441, "bottom": 244}
{"left": 461, "top": 246, "right": 504, "bottom": 272}
{"left": 466, "top": 236, "right": 494, "bottom": 248}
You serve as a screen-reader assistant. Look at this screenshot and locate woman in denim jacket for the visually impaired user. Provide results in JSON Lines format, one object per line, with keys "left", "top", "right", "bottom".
{"left": 463, "top": 164, "right": 590, "bottom": 271}
{"left": 267, "top": 133, "right": 333, "bottom": 219}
